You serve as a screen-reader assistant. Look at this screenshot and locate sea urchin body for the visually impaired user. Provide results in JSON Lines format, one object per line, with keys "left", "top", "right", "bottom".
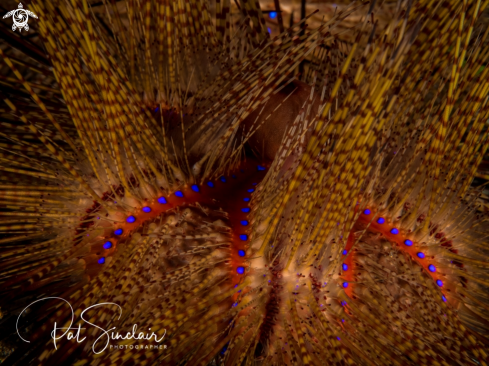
{"left": 1, "top": 0, "right": 489, "bottom": 365}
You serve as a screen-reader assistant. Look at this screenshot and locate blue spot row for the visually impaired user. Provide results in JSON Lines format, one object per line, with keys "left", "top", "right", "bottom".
{"left": 236, "top": 183, "right": 253, "bottom": 266}
{"left": 175, "top": 191, "right": 184, "bottom": 198}
{"left": 234, "top": 176, "right": 261, "bottom": 273}
{"left": 114, "top": 228, "right": 123, "bottom": 235}
{"left": 413, "top": 248, "right": 439, "bottom": 281}
{"left": 362, "top": 208, "right": 443, "bottom": 291}
{"left": 342, "top": 263, "right": 348, "bottom": 271}
{"left": 126, "top": 216, "right": 136, "bottom": 223}
{"left": 142, "top": 206, "right": 151, "bottom": 213}
{"left": 103, "top": 241, "right": 112, "bottom": 249}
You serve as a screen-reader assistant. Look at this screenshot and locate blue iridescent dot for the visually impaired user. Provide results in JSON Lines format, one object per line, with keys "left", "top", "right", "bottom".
{"left": 232, "top": 174, "right": 237, "bottom": 179}
{"left": 154, "top": 107, "right": 159, "bottom": 112}
{"left": 220, "top": 176, "right": 226, "bottom": 183}
{"left": 98, "top": 257, "right": 105, "bottom": 264}
{"left": 207, "top": 181, "right": 215, "bottom": 188}
{"left": 240, "top": 220, "right": 249, "bottom": 226}
{"left": 257, "top": 165, "right": 266, "bottom": 171}
{"left": 239, "top": 234, "right": 248, "bottom": 241}
{"left": 342, "top": 250, "right": 348, "bottom": 255}
{"left": 336, "top": 337, "right": 341, "bottom": 341}
{"left": 377, "top": 217, "right": 385, "bottom": 224}
{"left": 342, "top": 282, "right": 348, "bottom": 288}
{"left": 237, "top": 267, "right": 245, "bottom": 274}
{"left": 269, "top": 11, "right": 277, "bottom": 19}
{"left": 238, "top": 250, "right": 246, "bottom": 257}
{"left": 158, "top": 196, "right": 167, "bottom": 204}
{"left": 191, "top": 184, "right": 199, "bottom": 192}
{"left": 341, "top": 301, "right": 347, "bottom": 306}
{"left": 417, "top": 252, "right": 425, "bottom": 259}
{"left": 247, "top": 188, "right": 254, "bottom": 193}
{"left": 404, "top": 239, "right": 413, "bottom": 246}
{"left": 175, "top": 191, "right": 184, "bottom": 198}
{"left": 390, "top": 228, "right": 399, "bottom": 235}
{"left": 243, "top": 197, "right": 250, "bottom": 202}
{"left": 428, "top": 264, "right": 436, "bottom": 272}
{"left": 114, "top": 228, "right": 123, "bottom": 235}
{"left": 252, "top": 183, "right": 257, "bottom": 185}
{"left": 341, "top": 319, "right": 345, "bottom": 323}
{"left": 442, "top": 295, "right": 447, "bottom": 302}
{"left": 142, "top": 206, "right": 151, "bottom": 213}
{"left": 126, "top": 216, "right": 136, "bottom": 223}
{"left": 363, "top": 209, "right": 371, "bottom": 215}
{"left": 241, "top": 208, "right": 251, "bottom": 213}
{"left": 436, "top": 280, "right": 443, "bottom": 287}
{"left": 342, "top": 263, "right": 348, "bottom": 271}
{"left": 103, "top": 241, "right": 113, "bottom": 249}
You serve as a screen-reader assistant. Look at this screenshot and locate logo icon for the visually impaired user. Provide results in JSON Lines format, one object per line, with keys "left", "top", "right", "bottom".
{"left": 3, "top": 3, "right": 38, "bottom": 32}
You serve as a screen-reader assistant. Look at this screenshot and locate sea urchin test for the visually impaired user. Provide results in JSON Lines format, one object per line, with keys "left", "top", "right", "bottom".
{"left": 87, "top": 161, "right": 268, "bottom": 287}
{"left": 1, "top": 0, "right": 489, "bottom": 365}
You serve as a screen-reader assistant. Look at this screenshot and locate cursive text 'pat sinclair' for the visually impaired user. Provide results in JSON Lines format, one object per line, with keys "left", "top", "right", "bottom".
{"left": 16, "top": 297, "right": 166, "bottom": 354}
